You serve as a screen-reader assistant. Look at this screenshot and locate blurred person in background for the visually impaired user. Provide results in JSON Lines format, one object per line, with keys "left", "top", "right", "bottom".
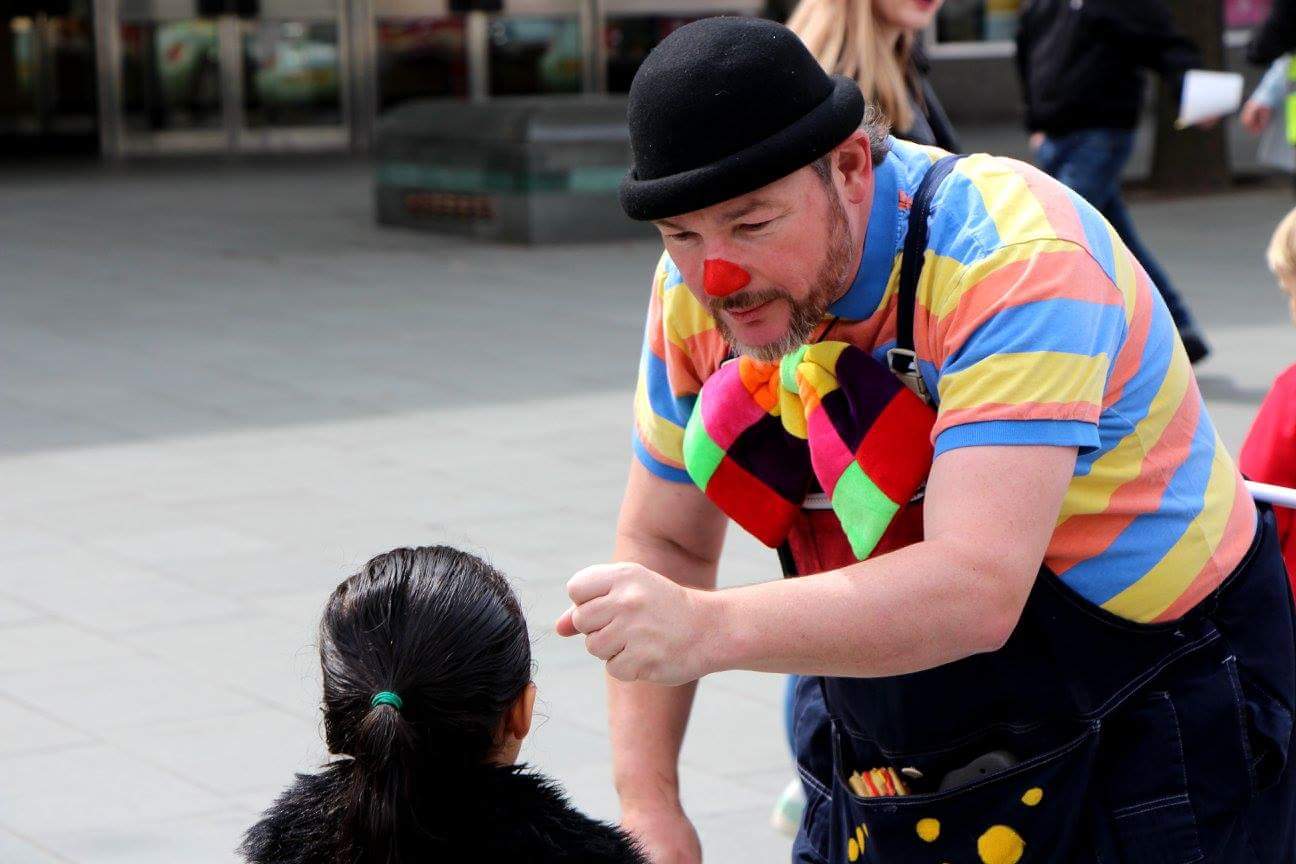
{"left": 1240, "top": 208, "right": 1296, "bottom": 587}
{"left": 788, "top": 0, "right": 960, "bottom": 152}
{"left": 1016, "top": 0, "right": 1212, "bottom": 364}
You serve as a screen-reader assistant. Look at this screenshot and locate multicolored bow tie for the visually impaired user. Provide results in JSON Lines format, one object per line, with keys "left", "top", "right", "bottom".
{"left": 683, "top": 342, "right": 936, "bottom": 560}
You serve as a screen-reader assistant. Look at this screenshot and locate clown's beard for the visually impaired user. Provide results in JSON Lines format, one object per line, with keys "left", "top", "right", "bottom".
{"left": 710, "top": 199, "right": 855, "bottom": 363}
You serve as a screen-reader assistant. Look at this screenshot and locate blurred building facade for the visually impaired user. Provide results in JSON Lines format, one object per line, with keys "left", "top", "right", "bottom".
{"left": 1, "top": 0, "right": 757, "bottom": 158}
{"left": 0, "top": 0, "right": 1281, "bottom": 171}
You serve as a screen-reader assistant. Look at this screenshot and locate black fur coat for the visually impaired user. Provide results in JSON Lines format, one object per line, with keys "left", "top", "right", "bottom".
{"left": 240, "top": 762, "right": 647, "bottom": 864}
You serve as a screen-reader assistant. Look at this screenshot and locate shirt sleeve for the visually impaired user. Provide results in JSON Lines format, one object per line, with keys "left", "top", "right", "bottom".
{"left": 1251, "top": 56, "right": 1290, "bottom": 109}
{"left": 930, "top": 240, "right": 1127, "bottom": 457}
{"left": 630, "top": 255, "right": 726, "bottom": 482}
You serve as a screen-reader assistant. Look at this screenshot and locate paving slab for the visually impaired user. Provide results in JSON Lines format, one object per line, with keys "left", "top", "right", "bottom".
{"left": 0, "top": 744, "right": 227, "bottom": 837}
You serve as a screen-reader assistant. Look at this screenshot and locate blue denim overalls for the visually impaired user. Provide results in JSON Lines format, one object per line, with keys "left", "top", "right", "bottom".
{"left": 787, "top": 157, "right": 1296, "bottom": 864}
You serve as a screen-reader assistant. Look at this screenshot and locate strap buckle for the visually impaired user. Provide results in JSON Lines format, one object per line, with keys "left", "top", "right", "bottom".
{"left": 886, "top": 347, "right": 930, "bottom": 401}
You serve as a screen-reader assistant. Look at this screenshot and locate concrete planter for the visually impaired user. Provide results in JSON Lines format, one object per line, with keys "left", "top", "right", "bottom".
{"left": 374, "top": 96, "right": 652, "bottom": 243}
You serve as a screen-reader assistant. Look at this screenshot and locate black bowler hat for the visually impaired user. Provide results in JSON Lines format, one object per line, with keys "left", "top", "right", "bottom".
{"left": 619, "top": 16, "right": 865, "bottom": 222}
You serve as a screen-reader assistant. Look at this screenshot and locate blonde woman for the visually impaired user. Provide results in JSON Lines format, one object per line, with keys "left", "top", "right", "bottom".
{"left": 787, "top": 0, "right": 960, "bottom": 151}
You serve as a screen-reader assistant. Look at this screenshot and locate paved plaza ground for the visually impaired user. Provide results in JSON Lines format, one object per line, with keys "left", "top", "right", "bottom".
{"left": 1, "top": 156, "right": 1294, "bottom": 863}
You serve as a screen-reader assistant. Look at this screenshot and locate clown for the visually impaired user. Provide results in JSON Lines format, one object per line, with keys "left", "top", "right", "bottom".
{"left": 557, "top": 16, "right": 1296, "bottom": 864}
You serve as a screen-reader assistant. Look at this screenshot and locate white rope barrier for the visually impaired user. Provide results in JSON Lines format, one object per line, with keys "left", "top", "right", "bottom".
{"left": 1247, "top": 480, "right": 1296, "bottom": 510}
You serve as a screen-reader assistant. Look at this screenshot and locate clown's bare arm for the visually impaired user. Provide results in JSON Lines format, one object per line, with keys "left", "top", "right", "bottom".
{"left": 561, "top": 444, "right": 1075, "bottom": 685}
{"left": 713, "top": 443, "right": 1076, "bottom": 677}
{"left": 562, "top": 461, "right": 726, "bottom": 858}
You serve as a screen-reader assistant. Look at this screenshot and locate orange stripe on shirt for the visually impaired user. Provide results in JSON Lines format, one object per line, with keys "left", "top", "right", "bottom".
{"left": 921, "top": 251, "right": 1125, "bottom": 369}
{"left": 1049, "top": 384, "right": 1200, "bottom": 575}
{"left": 833, "top": 313, "right": 897, "bottom": 353}
{"left": 663, "top": 339, "right": 703, "bottom": 396}
{"left": 1014, "top": 160, "right": 1089, "bottom": 247}
{"left": 873, "top": 309, "right": 899, "bottom": 349}
{"left": 647, "top": 286, "right": 667, "bottom": 359}
{"left": 682, "top": 330, "right": 729, "bottom": 382}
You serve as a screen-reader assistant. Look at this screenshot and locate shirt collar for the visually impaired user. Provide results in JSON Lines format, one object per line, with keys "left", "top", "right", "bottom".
{"left": 828, "top": 138, "right": 907, "bottom": 321}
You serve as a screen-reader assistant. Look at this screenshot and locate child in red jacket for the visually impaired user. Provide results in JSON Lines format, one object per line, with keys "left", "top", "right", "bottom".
{"left": 1240, "top": 207, "right": 1296, "bottom": 586}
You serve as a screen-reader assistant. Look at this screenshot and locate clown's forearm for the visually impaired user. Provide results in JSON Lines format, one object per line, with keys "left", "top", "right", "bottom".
{"left": 702, "top": 537, "right": 1030, "bottom": 678}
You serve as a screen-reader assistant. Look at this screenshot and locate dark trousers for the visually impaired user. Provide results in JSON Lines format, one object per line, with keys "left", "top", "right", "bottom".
{"left": 1036, "top": 128, "right": 1200, "bottom": 334}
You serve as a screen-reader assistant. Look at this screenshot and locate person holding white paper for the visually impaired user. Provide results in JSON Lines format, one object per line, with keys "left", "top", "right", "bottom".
{"left": 1016, "top": 0, "right": 1211, "bottom": 364}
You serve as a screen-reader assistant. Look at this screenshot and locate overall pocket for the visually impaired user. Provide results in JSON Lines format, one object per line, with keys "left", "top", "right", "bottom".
{"left": 1228, "top": 651, "right": 1296, "bottom": 797}
{"left": 1098, "top": 688, "right": 1204, "bottom": 864}
{"left": 828, "top": 720, "right": 1101, "bottom": 863}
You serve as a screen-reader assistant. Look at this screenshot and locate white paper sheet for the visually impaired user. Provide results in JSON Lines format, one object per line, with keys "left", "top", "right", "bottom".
{"left": 1176, "top": 69, "right": 1245, "bottom": 127}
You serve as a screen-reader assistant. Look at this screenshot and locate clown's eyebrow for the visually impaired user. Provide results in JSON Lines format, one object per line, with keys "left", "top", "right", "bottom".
{"left": 721, "top": 198, "right": 777, "bottom": 221}
{"left": 654, "top": 218, "right": 687, "bottom": 231}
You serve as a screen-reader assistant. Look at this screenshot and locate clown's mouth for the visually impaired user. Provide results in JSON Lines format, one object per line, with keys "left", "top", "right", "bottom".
{"left": 725, "top": 299, "right": 777, "bottom": 322}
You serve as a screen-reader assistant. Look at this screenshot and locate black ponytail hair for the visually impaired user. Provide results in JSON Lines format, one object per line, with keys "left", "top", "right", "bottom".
{"left": 320, "top": 545, "right": 532, "bottom": 864}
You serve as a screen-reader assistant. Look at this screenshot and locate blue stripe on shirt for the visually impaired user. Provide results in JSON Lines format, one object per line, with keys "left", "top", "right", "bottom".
{"left": 632, "top": 430, "right": 692, "bottom": 483}
{"left": 1069, "top": 189, "right": 1118, "bottom": 287}
{"left": 643, "top": 344, "right": 694, "bottom": 428}
{"left": 935, "top": 418, "right": 1099, "bottom": 457}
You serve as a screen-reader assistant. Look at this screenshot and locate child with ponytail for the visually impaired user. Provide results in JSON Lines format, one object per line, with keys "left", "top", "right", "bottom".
{"left": 240, "top": 545, "right": 646, "bottom": 864}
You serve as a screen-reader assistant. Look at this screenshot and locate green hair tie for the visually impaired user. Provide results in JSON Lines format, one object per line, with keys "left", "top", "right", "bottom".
{"left": 370, "top": 690, "right": 403, "bottom": 711}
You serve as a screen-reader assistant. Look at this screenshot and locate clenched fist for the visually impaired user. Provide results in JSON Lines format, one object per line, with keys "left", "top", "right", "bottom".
{"left": 556, "top": 562, "right": 721, "bottom": 686}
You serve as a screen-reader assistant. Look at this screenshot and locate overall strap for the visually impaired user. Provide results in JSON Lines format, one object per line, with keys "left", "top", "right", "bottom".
{"left": 887, "top": 154, "right": 963, "bottom": 400}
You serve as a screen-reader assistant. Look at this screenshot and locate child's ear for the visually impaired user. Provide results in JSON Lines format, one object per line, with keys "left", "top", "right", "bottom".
{"left": 504, "top": 682, "right": 537, "bottom": 742}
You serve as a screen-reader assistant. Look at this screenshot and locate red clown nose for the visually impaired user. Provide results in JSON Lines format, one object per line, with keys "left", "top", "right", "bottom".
{"left": 703, "top": 259, "right": 751, "bottom": 298}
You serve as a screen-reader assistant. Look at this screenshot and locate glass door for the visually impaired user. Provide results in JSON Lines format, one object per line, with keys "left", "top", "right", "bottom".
{"left": 110, "top": 0, "right": 229, "bottom": 152}
{"left": 99, "top": 0, "right": 349, "bottom": 155}
{"left": 236, "top": 0, "right": 349, "bottom": 150}
{"left": 2, "top": 0, "right": 100, "bottom": 156}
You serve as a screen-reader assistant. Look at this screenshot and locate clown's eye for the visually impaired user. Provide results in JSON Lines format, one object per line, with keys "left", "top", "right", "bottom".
{"left": 738, "top": 220, "right": 773, "bottom": 233}
{"left": 666, "top": 231, "right": 698, "bottom": 243}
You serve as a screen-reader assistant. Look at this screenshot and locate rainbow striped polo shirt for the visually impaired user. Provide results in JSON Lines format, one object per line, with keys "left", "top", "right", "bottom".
{"left": 632, "top": 136, "right": 1256, "bottom": 624}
